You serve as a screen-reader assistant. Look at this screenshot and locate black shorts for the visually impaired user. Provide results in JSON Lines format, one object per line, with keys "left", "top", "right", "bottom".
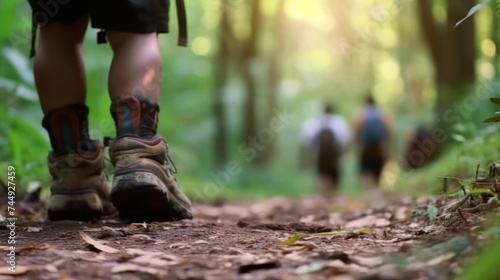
{"left": 28, "top": 0, "right": 170, "bottom": 33}
{"left": 317, "top": 156, "right": 340, "bottom": 187}
{"left": 360, "top": 145, "right": 386, "bottom": 181}
{"left": 27, "top": 0, "right": 187, "bottom": 57}
{"left": 318, "top": 168, "right": 339, "bottom": 187}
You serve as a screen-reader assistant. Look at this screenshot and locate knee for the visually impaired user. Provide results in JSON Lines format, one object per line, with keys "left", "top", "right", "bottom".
{"left": 106, "top": 31, "right": 157, "bottom": 52}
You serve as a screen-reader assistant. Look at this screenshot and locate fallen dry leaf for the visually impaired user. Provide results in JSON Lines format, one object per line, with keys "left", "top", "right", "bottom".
{"left": 299, "top": 214, "right": 316, "bottom": 223}
{"left": 131, "top": 234, "right": 154, "bottom": 241}
{"left": 281, "top": 245, "right": 313, "bottom": 255}
{"left": 125, "top": 248, "right": 156, "bottom": 256}
{"left": 19, "top": 243, "right": 50, "bottom": 252}
{"left": 426, "top": 252, "right": 456, "bottom": 266}
{"left": 44, "top": 264, "right": 58, "bottom": 273}
{"left": 131, "top": 252, "right": 181, "bottom": 267}
{"left": 52, "top": 259, "right": 66, "bottom": 267}
{"left": 350, "top": 256, "right": 383, "bottom": 268}
{"left": 96, "top": 226, "right": 128, "bottom": 239}
{"left": 57, "top": 274, "right": 77, "bottom": 280}
{"left": 79, "top": 232, "right": 119, "bottom": 254}
{"left": 26, "top": 227, "right": 43, "bottom": 233}
{"left": 327, "top": 260, "right": 371, "bottom": 274}
{"left": 129, "top": 222, "right": 148, "bottom": 230}
{"left": 395, "top": 207, "right": 408, "bottom": 220}
{"left": 169, "top": 242, "right": 192, "bottom": 249}
{"left": 111, "top": 264, "right": 164, "bottom": 276}
{"left": 0, "top": 265, "right": 29, "bottom": 275}
{"left": 325, "top": 266, "right": 350, "bottom": 277}
{"left": 374, "top": 218, "right": 391, "bottom": 227}
{"left": 294, "top": 242, "right": 320, "bottom": 250}
{"left": 131, "top": 253, "right": 167, "bottom": 267}
{"left": 345, "top": 215, "right": 379, "bottom": 228}
{"left": 228, "top": 247, "right": 253, "bottom": 256}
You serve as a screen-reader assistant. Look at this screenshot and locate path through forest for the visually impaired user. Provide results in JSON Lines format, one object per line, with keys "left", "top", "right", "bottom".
{"left": 0, "top": 190, "right": 492, "bottom": 280}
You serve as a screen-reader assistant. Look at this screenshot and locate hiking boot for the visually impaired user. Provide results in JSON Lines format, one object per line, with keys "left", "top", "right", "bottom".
{"left": 109, "top": 95, "right": 193, "bottom": 221}
{"left": 108, "top": 135, "right": 193, "bottom": 221}
{"left": 42, "top": 104, "right": 113, "bottom": 221}
{"left": 47, "top": 142, "right": 113, "bottom": 221}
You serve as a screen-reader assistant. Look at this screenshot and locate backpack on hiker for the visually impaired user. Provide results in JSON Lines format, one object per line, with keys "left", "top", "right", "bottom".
{"left": 312, "top": 124, "right": 341, "bottom": 172}
{"left": 361, "top": 106, "right": 386, "bottom": 146}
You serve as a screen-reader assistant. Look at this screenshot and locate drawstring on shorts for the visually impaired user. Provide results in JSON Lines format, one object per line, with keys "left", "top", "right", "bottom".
{"left": 29, "top": 12, "right": 37, "bottom": 58}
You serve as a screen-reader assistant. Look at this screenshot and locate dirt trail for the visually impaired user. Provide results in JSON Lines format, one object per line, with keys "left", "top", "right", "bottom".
{"left": 0, "top": 191, "right": 487, "bottom": 280}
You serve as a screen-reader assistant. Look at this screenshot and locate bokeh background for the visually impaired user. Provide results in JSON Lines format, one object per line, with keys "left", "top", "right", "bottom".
{"left": 1, "top": 0, "right": 499, "bottom": 200}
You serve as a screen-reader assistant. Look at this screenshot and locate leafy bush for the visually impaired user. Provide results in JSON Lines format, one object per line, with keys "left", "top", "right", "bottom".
{"left": 0, "top": 47, "right": 49, "bottom": 188}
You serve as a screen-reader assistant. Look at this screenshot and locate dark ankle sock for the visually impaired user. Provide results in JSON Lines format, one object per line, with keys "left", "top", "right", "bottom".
{"left": 110, "top": 96, "right": 159, "bottom": 139}
{"left": 42, "top": 104, "right": 94, "bottom": 155}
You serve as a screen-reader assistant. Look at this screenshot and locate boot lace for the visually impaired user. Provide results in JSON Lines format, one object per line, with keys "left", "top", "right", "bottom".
{"left": 163, "top": 140, "right": 178, "bottom": 175}
{"left": 103, "top": 136, "right": 178, "bottom": 175}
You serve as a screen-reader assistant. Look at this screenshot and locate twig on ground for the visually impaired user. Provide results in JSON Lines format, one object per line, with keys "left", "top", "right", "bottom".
{"left": 443, "top": 194, "right": 471, "bottom": 214}
{"left": 461, "top": 200, "right": 499, "bottom": 213}
{"left": 461, "top": 185, "right": 467, "bottom": 197}
{"left": 461, "top": 204, "right": 487, "bottom": 213}
{"left": 473, "top": 164, "right": 480, "bottom": 189}
{"left": 457, "top": 208, "right": 468, "bottom": 224}
{"left": 437, "top": 176, "right": 474, "bottom": 184}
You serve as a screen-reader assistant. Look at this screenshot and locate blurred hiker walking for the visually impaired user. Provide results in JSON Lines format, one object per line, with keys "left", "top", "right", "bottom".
{"left": 300, "top": 104, "right": 351, "bottom": 194}
{"left": 354, "top": 95, "right": 392, "bottom": 188}
{"left": 28, "top": 0, "right": 192, "bottom": 221}
{"left": 404, "top": 125, "right": 439, "bottom": 169}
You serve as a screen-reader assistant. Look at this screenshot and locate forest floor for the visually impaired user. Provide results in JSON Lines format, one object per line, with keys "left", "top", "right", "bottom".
{"left": 0, "top": 188, "right": 497, "bottom": 280}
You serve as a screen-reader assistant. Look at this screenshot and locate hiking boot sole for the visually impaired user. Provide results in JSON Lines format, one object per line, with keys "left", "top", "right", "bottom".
{"left": 111, "top": 172, "right": 192, "bottom": 222}
{"left": 48, "top": 193, "right": 103, "bottom": 221}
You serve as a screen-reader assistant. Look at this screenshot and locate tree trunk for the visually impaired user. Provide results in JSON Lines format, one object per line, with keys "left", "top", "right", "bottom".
{"left": 213, "top": 5, "right": 231, "bottom": 166}
{"left": 255, "top": 0, "right": 285, "bottom": 164}
{"left": 240, "top": 0, "right": 261, "bottom": 145}
{"left": 267, "top": 0, "right": 284, "bottom": 127}
{"left": 417, "top": 0, "right": 476, "bottom": 123}
{"left": 492, "top": 1, "right": 500, "bottom": 75}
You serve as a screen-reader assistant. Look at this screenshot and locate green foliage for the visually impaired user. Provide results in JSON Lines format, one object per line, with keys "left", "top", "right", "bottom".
{"left": 484, "top": 98, "right": 500, "bottom": 123}
{"left": 460, "top": 211, "right": 500, "bottom": 279}
{"left": 454, "top": 0, "right": 491, "bottom": 28}
{"left": 0, "top": 46, "right": 49, "bottom": 187}
{"left": 0, "top": 1, "right": 498, "bottom": 203}
{"left": 412, "top": 204, "right": 438, "bottom": 221}
{"left": 393, "top": 122, "right": 499, "bottom": 194}
{"left": 453, "top": 98, "right": 500, "bottom": 278}
{"left": 446, "top": 187, "right": 496, "bottom": 198}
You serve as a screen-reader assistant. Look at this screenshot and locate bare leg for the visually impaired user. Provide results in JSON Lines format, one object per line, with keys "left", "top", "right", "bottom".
{"left": 106, "top": 32, "right": 162, "bottom": 101}
{"left": 34, "top": 16, "right": 89, "bottom": 113}
{"left": 105, "top": 31, "right": 193, "bottom": 221}
{"left": 319, "top": 176, "right": 332, "bottom": 197}
{"left": 35, "top": 16, "right": 114, "bottom": 221}
{"left": 361, "top": 173, "right": 376, "bottom": 188}
{"left": 319, "top": 174, "right": 339, "bottom": 197}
